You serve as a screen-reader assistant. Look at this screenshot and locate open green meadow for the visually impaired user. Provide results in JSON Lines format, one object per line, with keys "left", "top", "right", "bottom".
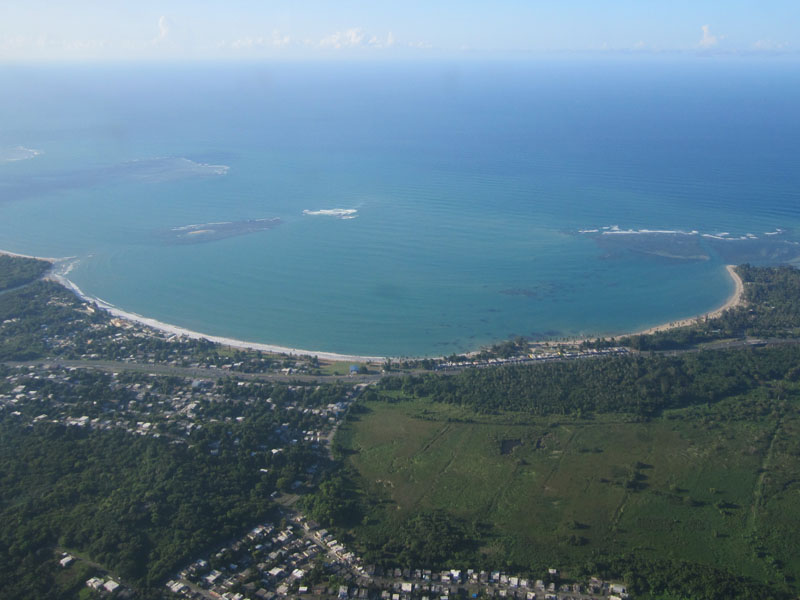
{"left": 337, "top": 391, "right": 800, "bottom": 595}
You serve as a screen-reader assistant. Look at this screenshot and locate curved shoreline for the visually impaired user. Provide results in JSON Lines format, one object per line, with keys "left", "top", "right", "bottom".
{"left": 631, "top": 264, "right": 745, "bottom": 336}
{"left": 1, "top": 249, "right": 747, "bottom": 360}
{"left": 49, "top": 267, "right": 387, "bottom": 363}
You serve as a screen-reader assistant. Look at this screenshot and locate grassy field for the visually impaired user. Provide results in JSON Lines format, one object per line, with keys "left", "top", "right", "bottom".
{"left": 337, "top": 392, "right": 800, "bottom": 593}
{"left": 319, "top": 360, "right": 378, "bottom": 376}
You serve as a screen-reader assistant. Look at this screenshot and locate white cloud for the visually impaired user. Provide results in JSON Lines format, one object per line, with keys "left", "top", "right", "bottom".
{"left": 0, "top": 33, "right": 107, "bottom": 58}
{"left": 319, "top": 28, "right": 365, "bottom": 49}
{"left": 0, "top": 35, "right": 32, "bottom": 51}
{"left": 230, "top": 36, "right": 264, "bottom": 49}
{"left": 272, "top": 30, "right": 291, "bottom": 47}
{"left": 149, "top": 15, "right": 170, "bottom": 46}
{"left": 367, "top": 32, "right": 395, "bottom": 48}
{"left": 753, "top": 39, "right": 788, "bottom": 51}
{"left": 318, "top": 28, "right": 396, "bottom": 50}
{"left": 220, "top": 30, "right": 291, "bottom": 51}
{"left": 699, "top": 24, "right": 719, "bottom": 48}
{"left": 158, "top": 16, "right": 169, "bottom": 41}
{"left": 64, "top": 39, "right": 107, "bottom": 51}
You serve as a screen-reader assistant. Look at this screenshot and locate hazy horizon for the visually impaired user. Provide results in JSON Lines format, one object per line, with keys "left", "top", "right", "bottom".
{"left": 3, "top": 1, "right": 800, "bottom": 62}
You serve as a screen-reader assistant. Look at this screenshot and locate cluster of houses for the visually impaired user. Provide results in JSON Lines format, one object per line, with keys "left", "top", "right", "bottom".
{"left": 360, "top": 568, "right": 629, "bottom": 600}
{"left": 61, "top": 549, "right": 131, "bottom": 598}
{"left": 165, "top": 513, "right": 629, "bottom": 600}
{"left": 434, "top": 347, "right": 628, "bottom": 371}
{"left": 5, "top": 283, "right": 638, "bottom": 600}
{"left": 13, "top": 288, "right": 318, "bottom": 376}
{"left": 86, "top": 576, "right": 123, "bottom": 595}
{"left": 166, "top": 516, "right": 366, "bottom": 600}
{"left": 0, "top": 364, "right": 345, "bottom": 452}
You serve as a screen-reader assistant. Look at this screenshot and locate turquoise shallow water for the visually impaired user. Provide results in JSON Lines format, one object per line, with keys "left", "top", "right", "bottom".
{"left": 1, "top": 60, "right": 799, "bottom": 356}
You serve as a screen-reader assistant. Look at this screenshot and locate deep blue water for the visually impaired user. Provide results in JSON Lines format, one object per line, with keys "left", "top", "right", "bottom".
{"left": 1, "top": 59, "right": 799, "bottom": 356}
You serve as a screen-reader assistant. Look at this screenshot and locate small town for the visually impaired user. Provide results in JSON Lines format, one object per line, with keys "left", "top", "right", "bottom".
{"left": 433, "top": 346, "right": 629, "bottom": 371}
{"left": 163, "top": 512, "right": 630, "bottom": 600}
{"left": 0, "top": 360, "right": 631, "bottom": 600}
{"left": 3, "top": 9, "right": 800, "bottom": 596}
{"left": 0, "top": 362, "right": 352, "bottom": 447}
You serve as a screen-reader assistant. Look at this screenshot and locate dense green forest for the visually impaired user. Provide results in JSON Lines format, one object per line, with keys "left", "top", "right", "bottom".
{"left": 373, "top": 344, "right": 800, "bottom": 417}
{"left": 0, "top": 279, "right": 102, "bottom": 360}
{"left": 0, "top": 254, "right": 51, "bottom": 291}
{"left": 0, "top": 422, "right": 281, "bottom": 598}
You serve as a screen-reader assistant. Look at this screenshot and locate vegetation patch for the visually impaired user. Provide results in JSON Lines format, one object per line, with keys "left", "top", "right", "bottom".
{"left": 0, "top": 254, "right": 50, "bottom": 292}
{"left": 336, "top": 378, "right": 800, "bottom": 598}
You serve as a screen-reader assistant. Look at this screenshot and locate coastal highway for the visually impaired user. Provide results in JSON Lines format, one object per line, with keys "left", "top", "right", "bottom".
{"left": 1, "top": 358, "right": 384, "bottom": 384}
{"left": 645, "top": 336, "right": 800, "bottom": 355}
{"left": 5, "top": 337, "right": 800, "bottom": 383}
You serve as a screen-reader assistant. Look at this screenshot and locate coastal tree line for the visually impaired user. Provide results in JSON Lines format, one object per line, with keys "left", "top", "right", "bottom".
{"left": 371, "top": 344, "right": 800, "bottom": 418}
{"left": 610, "top": 264, "right": 800, "bottom": 351}
{"left": 0, "top": 254, "right": 50, "bottom": 291}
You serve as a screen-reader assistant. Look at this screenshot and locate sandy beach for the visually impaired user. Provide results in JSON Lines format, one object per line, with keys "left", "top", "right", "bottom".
{"left": 633, "top": 265, "right": 745, "bottom": 336}
{"left": 541, "top": 264, "right": 746, "bottom": 346}
{"left": 51, "top": 262, "right": 746, "bottom": 358}
{"left": 2, "top": 248, "right": 747, "bottom": 360}
{"left": 0, "top": 248, "right": 62, "bottom": 263}
{"left": 45, "top": 259, "right": 386, "bottom": 363}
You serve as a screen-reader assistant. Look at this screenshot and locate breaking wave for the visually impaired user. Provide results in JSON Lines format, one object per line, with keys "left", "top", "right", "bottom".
{"left": 0, "top": 146, "right": 41, "bottom": 163}
{"left": 303, "top": 208, "right": 358, "bottom": 219}
{"left": 578, "top": 224, "right": 790, "bottom": 241}
{"left": 122, "top": 157, "right": 229, "bottom": 182}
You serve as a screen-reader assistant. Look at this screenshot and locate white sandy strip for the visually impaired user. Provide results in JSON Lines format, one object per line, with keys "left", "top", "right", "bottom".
{"left": 633, "top": 265, "right": 745, "bottom": 336}
{"left": 45, "top": 267, "right": 385, "bottom": 363}
{"left": 546, "top": 265, "right": 746, "bottom": 345}
{"left": 0, "top": 248, "right": 62, "bottom": 263}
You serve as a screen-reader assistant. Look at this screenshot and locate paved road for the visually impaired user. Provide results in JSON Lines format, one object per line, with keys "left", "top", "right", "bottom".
{"left": 6, "top": 337, "right": 800, "bottom": 386}
{"left": 3, "top": 358, "right": 383, "bottom": 384}
{"left": 646, "top": 336, "right": 800, "bottom": 356}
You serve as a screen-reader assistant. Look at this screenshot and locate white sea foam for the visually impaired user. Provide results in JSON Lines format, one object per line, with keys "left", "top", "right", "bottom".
{"left": 125, "top": 157, "right": 229, "bottom": 181}
{"left": 303, "top": 208, "right": 358, "bottom": 218}
{"left": 581, "top": 225, "right": 698, "bottom": 236}
{"left": 604, "top": 230, "right": 676, "bottom": 235}
{"left": 599, "top": 227, "right": 696, "bottom": 236}
{"left": 184, "top": 159, "right": 229, "bottom": 176}
{"left": 0, "top": 145, "right": 41, "bottom": 163}
{"left": 583, "top": 225, "right": 784, "bottom": 241}
{"left": 172, "top": 221, "right": 232, "bottom": 231}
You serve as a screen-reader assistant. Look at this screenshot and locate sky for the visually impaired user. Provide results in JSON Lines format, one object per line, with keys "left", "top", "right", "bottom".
{"left": 1, "top": 1, "right": 799, "bottom": 62}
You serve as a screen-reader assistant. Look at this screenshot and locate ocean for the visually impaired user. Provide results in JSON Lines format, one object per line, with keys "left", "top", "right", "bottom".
{"left": 1, "top": 59, "right": 799, "bottom": 357}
